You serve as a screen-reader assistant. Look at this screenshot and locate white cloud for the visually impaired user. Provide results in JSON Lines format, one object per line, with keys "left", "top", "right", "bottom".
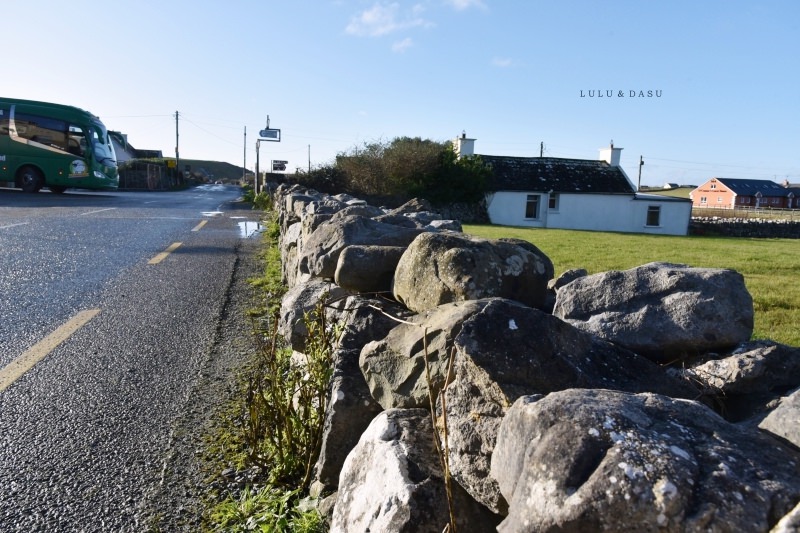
{"left": 492, "top": 57, "right": 513, "bottom": 67}
{"left": 346, "top": 2, "right": 433, "bottom": 37}
{"left": 444, "top": 0, "right": 487, "bottom": 11}
{"left": 392, "top": 37, "right": 414, "bottom": 52}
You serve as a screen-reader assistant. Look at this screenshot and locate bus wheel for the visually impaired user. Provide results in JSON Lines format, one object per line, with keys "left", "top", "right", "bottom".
{"left": 18, "top": 166, "right": 44, "bottom": 193}
{"left": 49, "top": 186, "right": 68, "bottom": 194}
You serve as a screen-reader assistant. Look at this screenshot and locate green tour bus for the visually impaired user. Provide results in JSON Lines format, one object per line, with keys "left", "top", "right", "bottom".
{"left": 0, "top": 97, "right": 118, "bottom": 193}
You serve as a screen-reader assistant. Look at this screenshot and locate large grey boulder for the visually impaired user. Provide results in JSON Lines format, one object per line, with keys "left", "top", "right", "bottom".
{"left": 426, "top": 219, "right": 462, "bottom": 232}
{"left": 298, "top": 215, "right": 425, "bottom": 279}
{"left": 313, "top": 348, "right": 383, "bottom": 492}
{"left": 682, "top": 341, "right": 800, "bottom": 396}
{"left": 359, "top": 300, "right": 491, "bottom": 410}
{"left": 336, "top": 295, "right": 413, "bottom": 353}
{"left": 547, "top": 267, "right": 588, "bottom": 291}
{"left": 283, "top": 191, "right": 321, "bottom": 227}
{"left": 760, "top": 386, "right": 800, "bottom": 449}
{"left": 388, "top": 197, "right": 436, "bottom": 215}
{"left": 675, "top": 341, "right": 800, "bottom": 422}
{"left": 553, "top": 262, "right": 754, "bottom": 363}
{"left": 280, "top": 221, "right": 303, "bottom": 286}
{"left": 330, "top": 408, "right": 500, "bottom": 533}
{"left": 278, "top": 279, "right": 352, "bottom": 352}
{"left": 441, "top": 298, "right": 700, "bottom": 514}
{"left": 314, "top": 296, "right": 411, "bottom": 491}
{"left": 492, "top": 389, "right": 800, "bottom": 532}
{"left": 392, "top": 232, "right": 554, "bottom": 313}
{"left": 334, "top": 245, "right": 406, "bottom": 294}
{"left": 329, "top": 204, "right": 385, "bottom": 221}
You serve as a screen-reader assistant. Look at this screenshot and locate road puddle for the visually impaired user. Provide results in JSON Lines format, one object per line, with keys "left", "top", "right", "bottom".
{"left": 238, "top": 221, "right": 264, "bottom": 238}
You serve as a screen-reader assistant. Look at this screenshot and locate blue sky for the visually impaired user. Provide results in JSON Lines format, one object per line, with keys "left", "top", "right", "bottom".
{"left": 3, "top": 1, "right": 798, "bottom": 186}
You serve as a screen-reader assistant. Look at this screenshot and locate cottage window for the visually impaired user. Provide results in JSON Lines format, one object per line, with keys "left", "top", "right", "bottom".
{"left": 710, "top": 183, "right": 717, "bottom": 189}
{"left": 700, "top": 196, "right": 707, "bottom": 204}
{"left": 646, "top": 205, "right": 661, "bottom": 227}
{"left": 717, "top": 197, "right": 723, "bottom": 203}
{"left": 548, "top": 193, "right": 559, "bottom": 210}
{"left": 525, "top": 195, "right": 540, "bottom": 219}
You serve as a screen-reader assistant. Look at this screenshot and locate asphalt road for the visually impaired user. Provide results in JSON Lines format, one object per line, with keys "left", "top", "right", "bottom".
{"left": 0, "top": 185, "right": 263, "bottom": 531}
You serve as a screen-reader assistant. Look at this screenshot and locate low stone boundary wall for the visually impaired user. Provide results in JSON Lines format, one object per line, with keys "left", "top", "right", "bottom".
{"left": 691, "top": 217, "right": 800, "bottom": 238}
{"left": 271, "top": 183, "right": 800, "bottom": 532}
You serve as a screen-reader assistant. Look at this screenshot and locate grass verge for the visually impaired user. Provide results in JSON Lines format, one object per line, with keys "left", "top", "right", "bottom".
{"left": 200, "top": 212, "right": 328, "bottom": 533}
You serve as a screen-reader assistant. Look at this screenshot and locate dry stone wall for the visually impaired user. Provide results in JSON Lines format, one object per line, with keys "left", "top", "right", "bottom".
{"left": 272, "top": 183, "right": 800, "bottom": 532}
{"left": 691, "top": 217, "right": 800, "bottom": 238}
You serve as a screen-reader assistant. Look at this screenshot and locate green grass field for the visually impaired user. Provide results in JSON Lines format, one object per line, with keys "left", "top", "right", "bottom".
{"left": 463, "top": 224, "right": 800, "bottom": 347}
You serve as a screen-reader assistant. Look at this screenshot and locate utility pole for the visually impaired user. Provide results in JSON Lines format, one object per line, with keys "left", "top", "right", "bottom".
{"left": 243, "top": 126, "right": 247, "bottom": 185}
{"left": 308, "top": 144, "right": 311, "bottom": 173}
{"left": 175, "top": 111, "right": 180, "bottom": 185}
{"left": 255, "top": 139, "right": 260, "bottom": 195}
{"left": 637, "top": 155, "right": 644, "bottom": 191}
{"left": 540, "top": 141, "right": 544, "bottom": 157}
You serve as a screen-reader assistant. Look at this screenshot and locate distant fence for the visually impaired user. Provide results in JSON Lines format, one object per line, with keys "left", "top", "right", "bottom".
{"left": 692, "top": 206, "right": 800, "bottom": 221}
{"left": 118, "top": 161, "right": 173, "bottom": 190}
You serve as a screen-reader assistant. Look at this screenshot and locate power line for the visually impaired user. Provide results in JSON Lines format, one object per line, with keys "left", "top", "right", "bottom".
{"left": 179, "top": 115, "right": 241, "bottom": 147}
{"left": 644, "top": 156, "right": 796, "bottom": 172}
{"left": 104, "top": 114, "right": 172, "bottom": 118}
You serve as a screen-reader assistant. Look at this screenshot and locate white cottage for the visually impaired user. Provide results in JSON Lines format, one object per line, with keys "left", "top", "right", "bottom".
{"left": 456, "top": 135, "right": 691, "bottom": 236}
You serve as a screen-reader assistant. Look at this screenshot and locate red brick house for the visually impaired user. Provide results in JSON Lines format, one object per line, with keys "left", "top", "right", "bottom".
{"left": 690, "top": 177, "right": 800, "bottom": 209}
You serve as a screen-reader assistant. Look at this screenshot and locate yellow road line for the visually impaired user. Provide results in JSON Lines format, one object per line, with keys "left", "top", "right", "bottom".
{"left": 191, "top": 220, "right": 208, "bottom": 232}
{"left": 148, "top": 242, "right": 182, "bottom": 264}
{"left": 0, "top": 309, "right": 101, "bottom": 392}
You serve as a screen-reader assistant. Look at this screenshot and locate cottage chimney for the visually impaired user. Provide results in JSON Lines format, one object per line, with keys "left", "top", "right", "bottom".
{"left": 599, "top": 141, "right": 623, "bottom": 167}
{"left": 454, "top": 131, "right": 475, "bottom": 159}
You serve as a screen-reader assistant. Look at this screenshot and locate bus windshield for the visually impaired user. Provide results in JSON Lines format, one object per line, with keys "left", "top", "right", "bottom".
{"left": 91, "top": 121, "right": 116, "bottom": 166}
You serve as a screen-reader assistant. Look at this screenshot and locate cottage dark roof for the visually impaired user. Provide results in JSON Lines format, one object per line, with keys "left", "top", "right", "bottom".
{"left": 714, "top": 178, "right": 797, "bottom": 197}
{"left": 479, "top": 155, "right": 635, "bottom": 194}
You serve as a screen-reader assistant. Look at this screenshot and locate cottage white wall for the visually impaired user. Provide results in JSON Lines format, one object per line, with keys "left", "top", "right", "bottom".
{"left": 486, "top": 192, "right": 690, "bottom": 235}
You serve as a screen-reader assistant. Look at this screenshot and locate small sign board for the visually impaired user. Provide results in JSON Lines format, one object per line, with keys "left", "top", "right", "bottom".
{"left": 259, "top": 128, "right": 281, "bottom": 141}
{"left": 272, "top": 160, "right": 287, "bottom": 172}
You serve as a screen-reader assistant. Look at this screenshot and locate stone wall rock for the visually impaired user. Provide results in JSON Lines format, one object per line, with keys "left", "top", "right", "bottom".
{"left": 298, "top": 215, "right": 425, "bottom": 279}
{"left": 553, "top": 262, "right": 754, "bottom": 363}
{"left": 493, "top": 389, "right": 800, "bottom": 532}
{"left": 334, "top": 245, "right": 406, "bottom": 294}
{"left": 441, "top": 298, "right": 701, "bottom": 514}
{"left": 329, "top": 408, "right": 500, "bottom": 533}
{"left": 392, "top": 232, "right": 554, "bottom": 313}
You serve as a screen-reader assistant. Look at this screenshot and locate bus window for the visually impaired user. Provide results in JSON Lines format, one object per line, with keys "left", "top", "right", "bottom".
{"left": 15, "top": 113, "right": 69, "bottom": 152}
{"left": 68, "top": 125, "right": 86, "bottom": 156}
{"left": 0, "top": 109, "right": 8, "bottom": 135}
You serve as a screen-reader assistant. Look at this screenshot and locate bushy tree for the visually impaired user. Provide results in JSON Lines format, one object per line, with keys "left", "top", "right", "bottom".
{"left": 408, "top": 145, "right": 489, "bottom": 205}
{"left": 325, "top": 136, "right": 489, "bottom": 205}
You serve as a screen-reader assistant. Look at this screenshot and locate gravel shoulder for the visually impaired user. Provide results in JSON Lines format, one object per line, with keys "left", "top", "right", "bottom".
{"left": 138, "top": 231, "right": 263, "bottom": 532}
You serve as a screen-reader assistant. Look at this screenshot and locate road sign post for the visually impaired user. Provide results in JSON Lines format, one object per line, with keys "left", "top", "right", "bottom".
{"left": 255, "top": 116, "right": 281, "bottom": 194}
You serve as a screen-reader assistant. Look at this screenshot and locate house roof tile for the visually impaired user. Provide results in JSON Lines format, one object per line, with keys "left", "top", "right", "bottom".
{"left": 479, "top": 155, "right": 635, "bottom": 194}
{"left": 713, "top": 178, "right": 798, "bottom": 197}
